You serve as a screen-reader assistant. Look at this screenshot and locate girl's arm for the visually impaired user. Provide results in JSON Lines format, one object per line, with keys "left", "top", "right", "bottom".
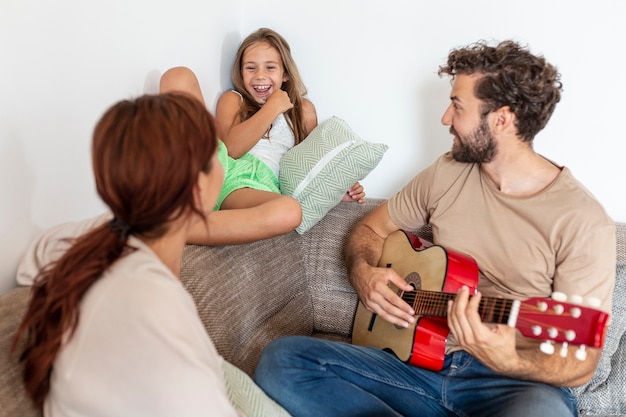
{"left": 302, "top": 99, "right": 318, "bottom": 136}
{"left": 343, "top": 182, "right": 366, "bottom": 203}
{"left": 216, "top": 90, "right": 293, "bottom": 159}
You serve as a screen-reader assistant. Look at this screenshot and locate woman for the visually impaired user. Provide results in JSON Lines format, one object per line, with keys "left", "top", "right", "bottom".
{"left": 13, "top": 93, "right": 238, "bottom": 416}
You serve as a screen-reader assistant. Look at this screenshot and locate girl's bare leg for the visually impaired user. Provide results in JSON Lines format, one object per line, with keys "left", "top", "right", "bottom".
{"left": 188, "top": 188, "right": 302, "bottom": 246}
{"left": 160, "top": 70, "right": 301, "bottom": 245}
{"left": 159, "top": 66, "right": 206, "bottom": 105}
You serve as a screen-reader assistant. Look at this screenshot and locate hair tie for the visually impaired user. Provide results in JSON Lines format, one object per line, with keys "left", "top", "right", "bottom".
{"left": 107, "top": 217, "right": 131, "bottom": 239}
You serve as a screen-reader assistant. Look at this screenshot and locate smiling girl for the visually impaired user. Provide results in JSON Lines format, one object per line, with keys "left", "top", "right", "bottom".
{"left": 161, "top": 28, "right": 365, "bottom": 245}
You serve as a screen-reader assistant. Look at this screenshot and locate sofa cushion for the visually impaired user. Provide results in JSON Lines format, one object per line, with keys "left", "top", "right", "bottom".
{"left": 301, "top": 199, "right": 435, "bottom": 338}
{"left": 181, "top": 231, "right": 314, "bottom": 376}
{"left": 574, "top": 260, "right": 626, "bottom": 415}
{"left": 0, "top": 286, "right": 41, "bottom": 417}
{"left": 280, "top": 116, "right": 388, "bottom": 234}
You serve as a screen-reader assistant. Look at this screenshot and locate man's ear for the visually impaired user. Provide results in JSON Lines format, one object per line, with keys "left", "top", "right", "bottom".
{"left": 492, "top": 106, "right": 516, "bottom": 134}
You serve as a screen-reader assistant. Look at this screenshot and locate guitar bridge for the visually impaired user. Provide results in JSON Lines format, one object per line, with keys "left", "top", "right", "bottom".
{"left": 367, "top": 313, "right": 377, "bottom": 332}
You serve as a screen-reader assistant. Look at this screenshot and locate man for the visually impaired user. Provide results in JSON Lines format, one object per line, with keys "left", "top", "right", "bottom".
{"left": 254, "top": 40, "right": 616, "bottom": 416}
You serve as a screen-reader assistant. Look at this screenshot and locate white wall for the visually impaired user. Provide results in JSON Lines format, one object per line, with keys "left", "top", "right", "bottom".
{"left": 243, "top": 0, "right": 626, "bottom": 215}
{"left": 2, "top": 0, "right": 625, "bottom": 293}
{"left": 0, "top": 0, "right": 241, "bottom": 293}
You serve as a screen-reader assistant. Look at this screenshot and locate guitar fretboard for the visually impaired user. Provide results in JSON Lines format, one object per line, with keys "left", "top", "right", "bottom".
{"left": 401, "top": 290, "right": 519, "bottom": 326}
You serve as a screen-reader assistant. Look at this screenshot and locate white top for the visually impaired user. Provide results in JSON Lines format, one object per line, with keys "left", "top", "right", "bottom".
{"left": 17, "top": 216, "right": 238, "bottom": 417}
{"left": 231, "top": 90, "right": 295, "bottom": 178}
{"left": 247, "top": 113, "right": 295, "bottom": 178}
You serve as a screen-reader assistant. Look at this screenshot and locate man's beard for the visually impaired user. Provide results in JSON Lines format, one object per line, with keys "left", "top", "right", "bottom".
{"left": 451, "top": 117, "right": 497, "bottom": 163}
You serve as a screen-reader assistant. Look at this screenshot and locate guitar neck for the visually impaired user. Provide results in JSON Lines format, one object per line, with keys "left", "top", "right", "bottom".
{"left": 404, "top": 290, "right": 520, "bottom": 327}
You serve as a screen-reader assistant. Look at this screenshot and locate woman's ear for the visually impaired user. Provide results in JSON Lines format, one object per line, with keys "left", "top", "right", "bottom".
{"left": 192, "top": 182, "right": 203, "bottom": 211}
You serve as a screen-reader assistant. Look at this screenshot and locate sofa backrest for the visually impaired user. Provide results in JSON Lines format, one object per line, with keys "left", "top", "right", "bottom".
{"left": 299, "top": 200, "right": 379, "bottom": 337}
{"left": 617, "top": 223, "right": 625, "bottom": 264}
{"left": 300, "top": 200, "right": 435, "bottom": 337}
{"left": 181, "top": 230, "right": 314, "bottom": 376}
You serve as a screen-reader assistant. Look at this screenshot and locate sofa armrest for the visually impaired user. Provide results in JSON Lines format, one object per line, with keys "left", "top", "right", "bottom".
{"left": 617, "top": 222, "right": 625, "bottom": 264}
{"left": 574, "top": 224, "right": 626, "bottom": 415}
{"left": 0, "top": 287, "right": 41, "bottom": 417}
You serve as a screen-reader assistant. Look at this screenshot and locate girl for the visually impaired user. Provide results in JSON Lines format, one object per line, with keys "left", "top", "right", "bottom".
{"left": 13, "top": 94, "right": 238, "bottom": 416}
{"left": 160, "top": 28, "right": 365, "bottom": 246}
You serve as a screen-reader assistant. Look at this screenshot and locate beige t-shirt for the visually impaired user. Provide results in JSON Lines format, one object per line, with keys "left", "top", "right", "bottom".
{"left": 43, "top": 235, "right": 239, "bottom": 417}
{"left": 17, "top": 215, "right": 294, "bottom": 417}
{"left": 388, "top": 153, "right": 616, "bottom": 316}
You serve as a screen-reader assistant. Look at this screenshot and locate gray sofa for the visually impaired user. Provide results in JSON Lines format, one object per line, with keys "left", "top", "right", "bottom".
{"left": 1, "top": 199, "right": 625, "bottom": 416}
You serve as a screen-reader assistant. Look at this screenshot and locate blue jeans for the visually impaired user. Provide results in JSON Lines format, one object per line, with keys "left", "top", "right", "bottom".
{"left": 254, "top": 336, "right": 577, "bottom": 417}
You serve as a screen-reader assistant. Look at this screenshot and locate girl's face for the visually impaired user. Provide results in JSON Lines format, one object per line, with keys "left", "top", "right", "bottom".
{"left": 241, "top": 41, "right": 288, "bottom": 104}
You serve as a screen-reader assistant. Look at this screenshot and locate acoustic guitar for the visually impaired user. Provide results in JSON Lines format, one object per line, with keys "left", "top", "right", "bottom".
{"left": 351, "top": 230, "right": 609, "bottom": 371}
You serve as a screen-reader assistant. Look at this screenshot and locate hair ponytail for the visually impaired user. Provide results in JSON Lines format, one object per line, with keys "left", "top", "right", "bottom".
{"left": 15, "top": 223, "right": 133, "bottom": 407}
{"left": 13, "top": 93, "right": 218, "bottom": 408}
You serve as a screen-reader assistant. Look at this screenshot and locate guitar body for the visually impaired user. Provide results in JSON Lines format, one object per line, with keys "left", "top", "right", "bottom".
{"left": 352, "top": 230, "right": 479, "bottom": 371}
{"left": 352, "top": 230, "right": 609, "bottom": 369}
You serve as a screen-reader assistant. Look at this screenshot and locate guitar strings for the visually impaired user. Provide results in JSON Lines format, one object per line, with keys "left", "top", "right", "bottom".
{"left": 401, "top": 290, "right": 514, "bottom": 322}
{"left": 401, "top": 290, "right": 580, "bottom": 336}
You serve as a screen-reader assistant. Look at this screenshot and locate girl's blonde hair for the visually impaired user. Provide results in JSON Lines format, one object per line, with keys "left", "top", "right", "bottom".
{"left": 231, "top": 28, "right": 309, "bottom": 144}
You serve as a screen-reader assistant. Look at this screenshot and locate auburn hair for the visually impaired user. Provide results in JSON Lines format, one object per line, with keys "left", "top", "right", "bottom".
{"left": 231, "top": 27, "right": 309, "bottom": 145}
{"left": 13, "top": 93, "right": 218, "bottom": 407}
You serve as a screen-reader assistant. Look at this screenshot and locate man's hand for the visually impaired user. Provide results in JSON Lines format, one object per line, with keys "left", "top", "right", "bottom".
{"left": 350, "top": 260, "right": 416, "bottom": 328}
{"left": 446, "top": 286, "right": 520, "bottom": 373}
{"left": 345, "top": 201, "right": 417, "bottom": 328}
{"left": 446, "top": 286, "right": 602, "bottom": 386}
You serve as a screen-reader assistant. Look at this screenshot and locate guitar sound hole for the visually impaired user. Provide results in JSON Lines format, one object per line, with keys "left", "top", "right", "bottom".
{"left": 393, "top": 272, "right": 421, "bottom": 330}
{"left": 405, "top": 272, "right": 421, "bottom": 291}
{"left": 398, "top": 272, "right": 421, "bottom": 299}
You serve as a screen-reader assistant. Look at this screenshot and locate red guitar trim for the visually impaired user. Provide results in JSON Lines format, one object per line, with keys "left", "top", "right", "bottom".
{"left": 351, "top": 230, "right": 609, "bottom": 371}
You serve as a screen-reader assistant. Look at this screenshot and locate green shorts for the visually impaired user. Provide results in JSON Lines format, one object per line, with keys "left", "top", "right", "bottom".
{"left": 214, "top": 140, "right": 280, "bottom": 210}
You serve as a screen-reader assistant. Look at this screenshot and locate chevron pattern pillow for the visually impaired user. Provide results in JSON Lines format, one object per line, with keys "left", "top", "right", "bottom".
{"left": 222, "top": 361, "right": 291, "bottom": 417}
{"left": 279, "top": 116, "right": 388, "bottom": 234}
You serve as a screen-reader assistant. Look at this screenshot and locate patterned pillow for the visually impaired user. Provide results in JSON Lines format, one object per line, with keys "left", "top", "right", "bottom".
{"left": 222, "top": 360, "right": 291, "bottom": 417}
{"left": 279, "top": 116, "right": 388, "bottom": 234}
